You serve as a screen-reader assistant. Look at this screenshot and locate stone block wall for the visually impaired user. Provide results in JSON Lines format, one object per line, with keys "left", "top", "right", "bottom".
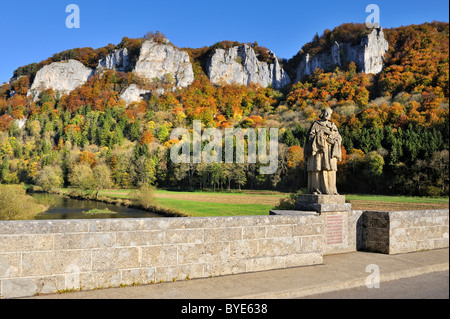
{"left": 361, "top": 210, "right": 449, "bottom": 254}
{"left": 0, "top": 215, "right": 323, "bottom": 299}
{"left": 388, "top": 210, "right": 449, "bottom": 254}
{"left": 1, "top": 208, "right": 448, "bottom": 298}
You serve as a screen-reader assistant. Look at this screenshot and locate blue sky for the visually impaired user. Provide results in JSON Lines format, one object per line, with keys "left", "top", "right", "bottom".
{"left": 0, "top": 0, "right": 448, "bottom": 84}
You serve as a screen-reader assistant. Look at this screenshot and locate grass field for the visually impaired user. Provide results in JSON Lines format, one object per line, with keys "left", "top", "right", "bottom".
{"left": 90, "top": 189, "right": 449, "bottom": 217}
{"left": 154, "top": 198, "right": 272, "bottom": 217}
{"left": 94, "top": 189, "right": 278, "bottom": 217}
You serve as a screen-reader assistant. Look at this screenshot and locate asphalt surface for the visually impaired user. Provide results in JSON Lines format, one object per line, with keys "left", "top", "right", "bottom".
{"left": 24, "top": 248, "right": 449, "bottom": 300}
{"left": 301, "top": 270, "right": 449, "bottom": 299}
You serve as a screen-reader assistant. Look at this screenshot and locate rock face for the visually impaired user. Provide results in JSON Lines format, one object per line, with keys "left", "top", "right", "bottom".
{"left": 97, "top": 48, "right": 129, "bottom": 72}
{"left": 119, "top": 84, "right": 151, "bottom": 105}
{"left": 24, "top": 28, "right": 387, "bottom": 99}
{"left": 296, "top": 42, "right": 341, "bottom": 82}
{"left": 134, "top": 39, "right": 194, "bottom": 88}
{"left": 29, "top": 60, "right": 93, "bottom": 96}
{"left": 296, "top": 28, "right": 389, "bottom": 81}
{"left": 119, "top": 84, "right": 166, "bottom": 105}
{"left": 206, "top": 44, "right": 291, "bottom": 89}
{"left": 14, "top": 118, "right": 27, "bottom": 129}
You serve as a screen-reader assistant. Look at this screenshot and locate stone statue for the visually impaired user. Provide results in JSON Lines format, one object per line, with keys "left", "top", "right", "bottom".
{"left": 304, "top": 107, "right": 342, "bottom": 195}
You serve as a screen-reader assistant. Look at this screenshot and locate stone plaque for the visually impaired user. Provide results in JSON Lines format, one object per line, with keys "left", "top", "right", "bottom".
{"left": 326, "top": 215, "right": 343, "bottom": 245}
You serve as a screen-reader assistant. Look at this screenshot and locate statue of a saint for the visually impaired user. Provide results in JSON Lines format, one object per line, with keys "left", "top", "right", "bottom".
{"left": 304, "top": 107, "right": 342, "bottom": 195}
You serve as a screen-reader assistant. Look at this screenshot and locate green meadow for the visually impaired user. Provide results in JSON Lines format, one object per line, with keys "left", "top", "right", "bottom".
{"left": 154, "top": 198, "right": 272, "bottom": 217}
{"left": 89, "top": 189, "right": 448, "bottom": 217}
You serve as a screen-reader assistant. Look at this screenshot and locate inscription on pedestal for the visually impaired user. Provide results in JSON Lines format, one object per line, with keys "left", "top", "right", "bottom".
{"left": 326, "top": 215, "right": 343, "bottom": 245}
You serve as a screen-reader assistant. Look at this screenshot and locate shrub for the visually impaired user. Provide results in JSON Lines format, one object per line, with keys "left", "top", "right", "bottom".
{"left": 34, "top": 165, "right": 63, "bottom": 192}
{"left": 130, "top": 185, "right": 156, "bottom": 209}
{"left": 0, "top": 184, "right": 46, "bottom": 220}
{"left": 69, "top": 163, "right": 96, "bottom": 195}
{"left": 424, "top": 186, "right": 441, "bottom": 197}
{"left": 272, "top": 191, "right": 304, "bottom": 210}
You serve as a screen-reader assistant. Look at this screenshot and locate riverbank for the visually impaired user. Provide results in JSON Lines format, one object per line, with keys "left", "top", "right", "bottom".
{"left": 0, "top": 184, "right": 50, "bottom": 220}
{"left": 53, "top": 189, "right": 188, "bottom": 218}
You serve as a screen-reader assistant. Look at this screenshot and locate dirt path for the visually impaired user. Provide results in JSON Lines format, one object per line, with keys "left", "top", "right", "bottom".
{"left": 154, "top": 193, "right": 283, "bottom": 206}
{"left": 349, "top": 200, "right": 449, "bottom": 211}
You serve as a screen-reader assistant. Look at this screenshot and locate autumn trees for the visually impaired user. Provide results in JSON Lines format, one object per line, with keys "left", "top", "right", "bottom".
{"left": 0, "top": 22, "right": 448, "bottom": 196}
{"left": 381, "top": 22, "right": 449, "bottom": 98}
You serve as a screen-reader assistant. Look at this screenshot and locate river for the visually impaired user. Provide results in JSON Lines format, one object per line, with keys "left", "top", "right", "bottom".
{"left": 31, "top": 194, "right": 163, "bottom": 220}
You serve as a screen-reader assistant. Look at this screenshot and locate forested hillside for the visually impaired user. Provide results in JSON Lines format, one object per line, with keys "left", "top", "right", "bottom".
{"left": 0, "top": 22, "right": 448, "bottom": 196}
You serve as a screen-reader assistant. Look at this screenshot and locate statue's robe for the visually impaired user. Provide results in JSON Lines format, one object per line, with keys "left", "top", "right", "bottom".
{"left": 304, "top": 120, "right": 342, "bottom": 194}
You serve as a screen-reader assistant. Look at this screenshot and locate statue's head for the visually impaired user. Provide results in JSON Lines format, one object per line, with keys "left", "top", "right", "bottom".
{"left": 320, "top": 107, "right": 333, "bottom": 121}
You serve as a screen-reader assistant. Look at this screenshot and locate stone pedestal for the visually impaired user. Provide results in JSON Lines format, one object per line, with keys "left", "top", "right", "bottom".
{"left": 297, "top": 194, "right": 352, "bottom": 255}
{"left": 295, "top": 194, "right": 351, "bottom": 214}
{"left": 270, "top": 194, "right": 353, "bottom": 255}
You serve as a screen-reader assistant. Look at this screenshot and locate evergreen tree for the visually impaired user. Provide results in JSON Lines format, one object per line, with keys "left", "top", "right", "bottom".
{"left": 129, "top": 119, "right": 141, "bottom": 142}
{"left": 283, "top": 129, "right": 297, "bottom": 147}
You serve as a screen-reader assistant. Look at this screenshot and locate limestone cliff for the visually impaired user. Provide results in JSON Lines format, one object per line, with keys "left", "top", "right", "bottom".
{"left": 23, "top": 26, "right": 387, "bottom": 101}
{"left": 28, "top": 59, "right": 93, "bottom": 97}
{"left": 97, "top": 48, "right": 129, "bottom": 72}
{"left": 133, "top": 39, "right": 194, "bottom": 88}
{"left": 206, "top": 44, "right": 291, "bottom": 89}
{"left": 296, "top": 28, "right": 389, "bottom": 81}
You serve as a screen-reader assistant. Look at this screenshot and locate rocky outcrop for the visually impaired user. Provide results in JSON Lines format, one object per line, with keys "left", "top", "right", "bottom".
{"left": 14, "top": 118, "right": 27, "bottom": 129}
{"left": 28, "top": 59, "right": 93, "bottom": 96}
{"left": 358, "top": 27, "right": 389, "bottom": 74}
{"left": 26, "top": 39, "right": 194, "bottom": 99}
{"left": 119, "top": 84, "right": 151, "bottom": 105}
{"left": 206, "top": 44, "right": 291, "bottom": 89}
{"left": 23, "top": 28, "right": 388, "bottom": 100}
{"left": 296, "top": 42, "right": 341, "bottom": 82}
{"left": 119, "top": 84, "right": 166, "bottom": 105}
{"left": 97, "top": 48, "right": 129, "bottom": 72}
{"left": 134, "top": 39, "right": 194, "bottom": 88}
{"left": 296, "top": 27, "right": 389, "bottom": 81}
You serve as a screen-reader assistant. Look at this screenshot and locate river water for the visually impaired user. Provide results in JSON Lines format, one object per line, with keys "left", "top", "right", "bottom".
{"left": 32, "top": 194, "right": 162, "bottom": 220}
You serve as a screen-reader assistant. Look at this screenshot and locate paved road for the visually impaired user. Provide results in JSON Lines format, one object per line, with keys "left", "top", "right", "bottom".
{"left": 301, "top": 271, "right": 449, "bottom": 299}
